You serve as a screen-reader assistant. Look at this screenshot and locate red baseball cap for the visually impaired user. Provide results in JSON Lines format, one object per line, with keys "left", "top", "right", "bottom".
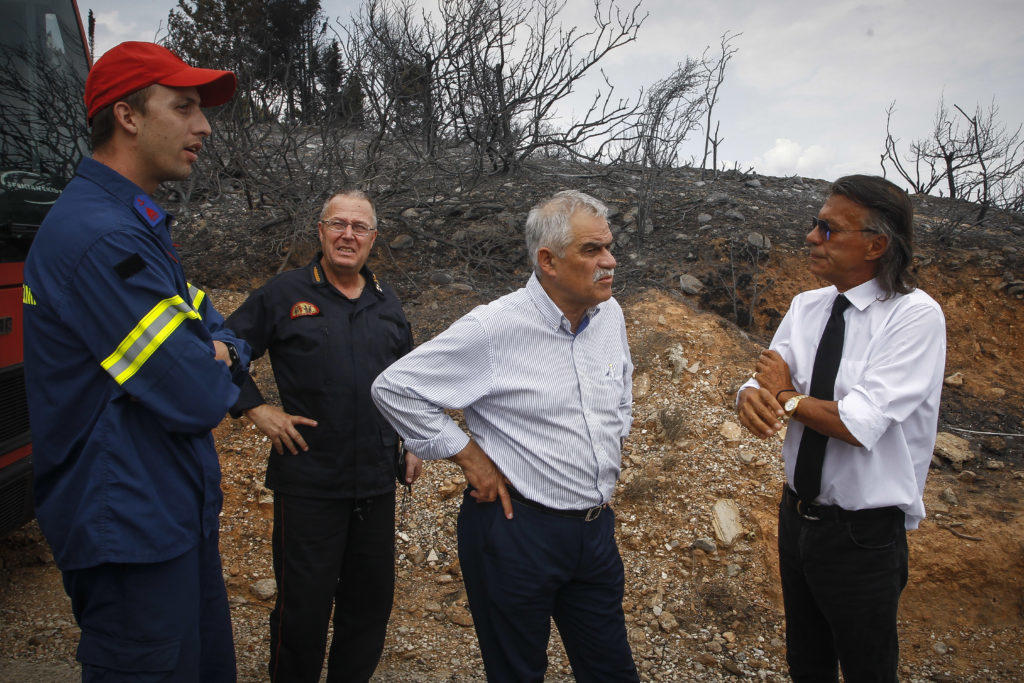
{"left": 84, "top": 41, "right": 237, "bottom": 123}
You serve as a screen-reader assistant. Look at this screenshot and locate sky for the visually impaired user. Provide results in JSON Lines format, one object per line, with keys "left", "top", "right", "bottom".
{"left": 81, "top": 0, "right": 1024, "bottom": 183}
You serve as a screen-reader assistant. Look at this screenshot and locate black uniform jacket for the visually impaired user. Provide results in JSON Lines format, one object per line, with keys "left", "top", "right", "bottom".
{"left": 227, "top": 256, "right": 413, "bottom": 499}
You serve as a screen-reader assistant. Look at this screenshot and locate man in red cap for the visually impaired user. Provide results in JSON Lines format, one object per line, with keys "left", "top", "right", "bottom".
{"left": 23, "top": 42, "right": 248, "bottom": 681}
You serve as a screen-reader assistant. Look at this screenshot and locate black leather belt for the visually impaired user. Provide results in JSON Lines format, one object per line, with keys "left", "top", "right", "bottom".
{"left": 507, "top": 487, "right": 608, "bottom": 522}
{"left": 782, "top": 485, "right": 902, "bottom": 522}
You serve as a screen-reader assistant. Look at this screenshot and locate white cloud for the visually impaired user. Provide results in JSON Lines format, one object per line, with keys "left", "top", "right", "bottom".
{"left": 751, "top": 138, "right": 834, "bottom": 178}
{"left": 85, "top": 2, "right": 173, "bottom": 58}
{"left": 80, "top": 0, "right": 1024, "bottom": 185}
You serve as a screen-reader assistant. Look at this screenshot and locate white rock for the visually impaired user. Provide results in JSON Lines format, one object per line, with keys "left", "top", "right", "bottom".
{"left": 667, "top": 345, "right": 689, "bottom": 378}
{"left": 251, "top": 578, "right": 277, "bottom": 600}
{"left": 934, "top": 432, "right": 974, "bottom": 467}
{"left": 712, "top": 499, "right": 743, "bottom": 547}
{"left": 678, "top": 274, "right": 704, "bottom": 295}
{"left": 719, "top": 422, "right": 743, "bottom": 442}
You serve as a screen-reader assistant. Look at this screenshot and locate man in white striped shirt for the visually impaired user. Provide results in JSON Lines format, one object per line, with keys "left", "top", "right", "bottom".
{"left": 372, "top": 190, "right": 638, "bottom": 681}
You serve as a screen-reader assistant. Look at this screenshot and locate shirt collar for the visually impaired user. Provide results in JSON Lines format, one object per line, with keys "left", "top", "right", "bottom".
{"left": 525, "top": 273, "right": 602, "bottom": 333}
{"left": 308, "top": 254, "right": 384, "bottom": 299}
{"left": 76, "top": 157, "right": 168, "bottom": 230}
{"left": 838, "top": 278, "right": 885, "bottom": 312}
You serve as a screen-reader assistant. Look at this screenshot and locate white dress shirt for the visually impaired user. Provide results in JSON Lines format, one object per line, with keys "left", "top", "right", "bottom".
{"left": 741, "top": 278, "right": 946, "bottom": 529}
{"left": 372, "top": 274, "right": 633, "bottom": 509}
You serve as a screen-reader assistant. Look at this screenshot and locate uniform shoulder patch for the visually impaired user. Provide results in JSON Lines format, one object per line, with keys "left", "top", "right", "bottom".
{"left": 133, "top": 195, "right": 164, "bottom": 227}
{"left": 290, "top": 301, "right": 321, "bottom": 319}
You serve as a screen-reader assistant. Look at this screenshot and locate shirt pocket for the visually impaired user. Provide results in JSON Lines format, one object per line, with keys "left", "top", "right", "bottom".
{"left": 278, "top": 315, "right": 326, "bottom": 354}
{"left": 593, "top": 356, "right": 626, "bottom": 414}
{"left": 275, "top": 317, "right": 330, "bottom": 387}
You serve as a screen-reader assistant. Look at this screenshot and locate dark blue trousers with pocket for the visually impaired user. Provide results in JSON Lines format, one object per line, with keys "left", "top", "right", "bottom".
{"left": 457, "top": 489, "right": 639, "bottom": 683}
{"left": 62, "top": 528, "right": 235, "bottom": 682}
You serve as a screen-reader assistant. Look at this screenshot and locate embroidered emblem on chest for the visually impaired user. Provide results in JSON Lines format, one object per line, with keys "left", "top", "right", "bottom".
{"left": 290, "top": 301, "right": 321, "bottom": 319}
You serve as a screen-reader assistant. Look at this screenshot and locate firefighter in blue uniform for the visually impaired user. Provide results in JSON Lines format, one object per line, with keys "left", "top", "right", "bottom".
{"left": 226, "top": 190, "right": 421, "bottom": 682}
{"left": 22, "top": 42, "right": 248, "bottom": 681}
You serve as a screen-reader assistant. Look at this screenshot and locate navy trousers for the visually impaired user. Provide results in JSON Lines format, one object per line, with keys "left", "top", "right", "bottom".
{"left": 268, "top": 490, "right": 395, "bottom": 683}
{"left": 62, "top": 528, "right": 235, "bottom": 682}
{"left": 457, "top": 490, "right": 639, "bottom": 683}
{"left": 778, "top": 494, "right": 909, "bottom": 683}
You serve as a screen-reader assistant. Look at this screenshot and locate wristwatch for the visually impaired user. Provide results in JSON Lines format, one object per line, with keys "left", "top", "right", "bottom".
{"left": 784, "top": 394, "right": 809, "bottom": 418}
{"left": 225, "top": 342, "right": 241, "bottom": 368}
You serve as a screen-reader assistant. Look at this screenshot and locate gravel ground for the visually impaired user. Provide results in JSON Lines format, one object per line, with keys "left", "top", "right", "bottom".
{"left": 3, "top": 289, "right": 1022, "bottom": 682}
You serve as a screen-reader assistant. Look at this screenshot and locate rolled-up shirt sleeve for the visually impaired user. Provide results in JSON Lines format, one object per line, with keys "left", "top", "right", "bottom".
{"left": 838, "top": 301, "right": 946, "bottom": 450}
{"left": 371, "top": 314, "right": 493, "bottom": 460}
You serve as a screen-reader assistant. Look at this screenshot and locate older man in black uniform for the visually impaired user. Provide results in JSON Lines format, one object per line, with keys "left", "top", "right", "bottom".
{"left": 227, "top": 189, "right": 420, "bottom": 682}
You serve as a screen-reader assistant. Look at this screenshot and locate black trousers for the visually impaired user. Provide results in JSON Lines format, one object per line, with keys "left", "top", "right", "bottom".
{"left": 778, "top": 491, "right": 909, "bottom": 683}
{"left": 269, "top": 490, "right": 395, "bottom": 683}
{"left": 457, "top": 489, "right": 639, "bottom": 683}
{"left": 63, "top": 528, "right": 235, "bottom": 682}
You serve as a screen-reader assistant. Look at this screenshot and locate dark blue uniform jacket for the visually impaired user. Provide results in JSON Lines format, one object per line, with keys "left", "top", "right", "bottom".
{"left": 22, "top": 158, "right": 250, "bottom": 571}
{"left": 227, "top": 258, "right": 412, "bottom": 499}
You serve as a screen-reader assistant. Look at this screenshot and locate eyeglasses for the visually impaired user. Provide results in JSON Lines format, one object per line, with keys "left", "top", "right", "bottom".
{"left": 319, "top": 219, "right": 376, "bottom": 237}
{"left": 809, "top": 217, "right": 874, "bottom": 241}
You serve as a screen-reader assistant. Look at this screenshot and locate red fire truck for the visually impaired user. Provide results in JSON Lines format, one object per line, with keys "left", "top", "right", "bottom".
{"left": 0, "top": 0, "right": 90, "bottom": 534}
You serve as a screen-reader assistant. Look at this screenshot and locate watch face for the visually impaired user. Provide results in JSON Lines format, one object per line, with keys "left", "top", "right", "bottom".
{"left": 785, "top": 396, "right": 799, "bottom": 412}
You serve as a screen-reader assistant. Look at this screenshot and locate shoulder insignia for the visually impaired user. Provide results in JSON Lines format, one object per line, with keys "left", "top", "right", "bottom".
{"left": 290, "top": 301, "right": 321, "bottom": 319}
{"left": 312, "top": 265, "right": 322, "bottom": 283}
{"left": 133, "top": 195, "right": 164, "bottom": 227}
{"left": 372, "top": 272, "right": 383, "bottom": 294}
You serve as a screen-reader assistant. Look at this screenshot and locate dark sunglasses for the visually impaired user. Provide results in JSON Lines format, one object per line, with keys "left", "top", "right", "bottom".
{"left": 809, "top": 217, "right": 875, "bottom": 241}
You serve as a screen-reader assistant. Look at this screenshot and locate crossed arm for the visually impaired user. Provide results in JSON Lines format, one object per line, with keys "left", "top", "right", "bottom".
{"left": 737, "top": 349, "right": 861, "bottom": 446}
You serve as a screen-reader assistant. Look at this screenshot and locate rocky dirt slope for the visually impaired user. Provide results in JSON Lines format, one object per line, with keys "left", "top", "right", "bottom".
{"left": 2, "top": 167, "right": 1022, "bottom": 681}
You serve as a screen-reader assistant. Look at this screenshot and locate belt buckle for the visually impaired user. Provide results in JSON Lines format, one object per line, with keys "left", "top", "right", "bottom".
{"left": 584, "top": 505, "right": 604, "bottom": 522}
{"left": 796, "top": 499, "right": 820, "bottom": 522}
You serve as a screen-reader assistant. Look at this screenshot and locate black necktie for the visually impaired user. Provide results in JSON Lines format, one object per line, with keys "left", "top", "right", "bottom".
{"left": 794, "top": 294, "right": 851, "bottom": 501}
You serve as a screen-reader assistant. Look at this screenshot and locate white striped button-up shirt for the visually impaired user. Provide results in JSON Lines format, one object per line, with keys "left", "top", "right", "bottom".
{"left": 372, "top": 274, "right": 633, "bottom": 509}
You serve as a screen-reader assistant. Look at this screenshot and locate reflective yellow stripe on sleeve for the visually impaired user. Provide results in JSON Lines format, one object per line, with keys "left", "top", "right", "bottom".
{"left": 22, "top": 285, "right": 36, "bottom": 305}
{"left": 101, "top": 295, "right": 201, "bottom": 385}
{"left": 186, "top": 282, "right": 205, "bottom": 318}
